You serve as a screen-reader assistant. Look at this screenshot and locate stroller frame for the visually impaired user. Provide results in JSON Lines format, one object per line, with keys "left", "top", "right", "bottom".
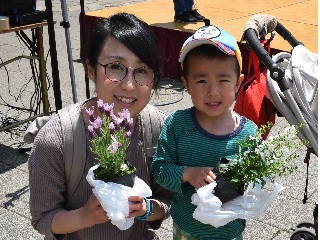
{"left": 242, "top": 14, "right": 318, "bottom": 240}
{"left": 244, "top": 21, "right": 318, "bottom": 156}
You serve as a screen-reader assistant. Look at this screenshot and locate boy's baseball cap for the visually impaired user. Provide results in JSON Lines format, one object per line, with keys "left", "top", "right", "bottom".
{"left": 179, "top": 25, "right": 242, "bottom": 71}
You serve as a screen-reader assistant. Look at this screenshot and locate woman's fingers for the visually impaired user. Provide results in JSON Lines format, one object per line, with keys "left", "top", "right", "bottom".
{"left": 128, "top": 196, "right": 146, "bottom": 218}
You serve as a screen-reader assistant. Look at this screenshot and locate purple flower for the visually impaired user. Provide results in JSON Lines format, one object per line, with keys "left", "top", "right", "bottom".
{"left": 103, "top": 102, "right": 114, "bottom": 116}
{"left": 118, "top": 109, "right": 133, "bottom": 131}
{"left": 90, "top": 116, "right": 103, "bottom": 129}
{"left": 126, "top": 130, "right": 132, "bottom": 139}
{"left": 109, "top": 122, "right": 115, "bottom": 134}
{"left": 111, "top": 114, "right": 123, "bottom": 130}
{"left": 85, "top": 107, "right": 96, "bottom": 122}
{"left": 88, "top": 125, "right": 95, "bottom": 138}
{"left": 87, "top": 99, "right": 136, "bottom": 178}
{"left": 85, "top": 106, "right": 94, "bottom": 116}
{"left": 97, "top": 99, "right": 104, "bottom": 114}
{"left": 124, "top": 117, "right": 134, "bottom": 131}
{"left": 119, "top": 109, "right": 130, "bottom": 119}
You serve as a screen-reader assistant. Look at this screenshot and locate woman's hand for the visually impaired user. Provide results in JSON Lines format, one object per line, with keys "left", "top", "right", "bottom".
{"left": 80, "top": 194, "right": 110, "bottom": 228}
{"left": 182, "top": 166, "right": 216, "bottom": 189}
{"left": 52, "top": 194, "right": 109, "bottom": 234}
{"left": 128, "top": 196, "right": 146, "bottom": 218}
{"left": 128, "top": 196, "right": 165, "bottom": 222}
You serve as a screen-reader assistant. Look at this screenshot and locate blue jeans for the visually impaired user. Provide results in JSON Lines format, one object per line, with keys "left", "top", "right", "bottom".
{"left": 173, "top": 0, "right": 194, "bottom": 14}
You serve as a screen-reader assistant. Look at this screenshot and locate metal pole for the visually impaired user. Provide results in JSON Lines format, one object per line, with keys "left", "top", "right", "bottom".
{"left": 60, "top": 0, "right": 78, "bottom": 103}
{"left": 45, "top": 0, "right": 62, "bottom": 110}
{"left": 80, "top": 0, "right": 90, "bottom": 98}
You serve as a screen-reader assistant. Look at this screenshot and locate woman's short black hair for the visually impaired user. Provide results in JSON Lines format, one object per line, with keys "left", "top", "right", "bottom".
{"left": 84, "top": 12, "right": 161, "bottom": 89}
{"left": 182, "top": 44, "right": 241, "bottom": 80}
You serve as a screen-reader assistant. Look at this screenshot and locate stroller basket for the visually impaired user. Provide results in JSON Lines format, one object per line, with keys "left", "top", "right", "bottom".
{"left": 242, "top": 14, "right": 318, "bottom": 156}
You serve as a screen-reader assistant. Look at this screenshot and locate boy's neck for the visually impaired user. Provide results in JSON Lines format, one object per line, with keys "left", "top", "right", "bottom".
{"left": 195, "top": 109, "right": 238, "bottom": 135}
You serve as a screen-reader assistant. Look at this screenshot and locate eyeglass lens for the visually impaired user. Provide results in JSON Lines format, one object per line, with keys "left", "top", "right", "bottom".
{"left": 104, "top": 63, "right": 154, "bottom": 86}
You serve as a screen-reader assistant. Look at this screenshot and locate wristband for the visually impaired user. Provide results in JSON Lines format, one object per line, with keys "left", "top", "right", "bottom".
{"left": 136, "top": 197, "right": 154, "bottom": 221}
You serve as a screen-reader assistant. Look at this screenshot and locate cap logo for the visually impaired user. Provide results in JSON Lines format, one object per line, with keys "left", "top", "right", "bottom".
{"left": 193, "top": 26, "right": 221, "bottom": 40}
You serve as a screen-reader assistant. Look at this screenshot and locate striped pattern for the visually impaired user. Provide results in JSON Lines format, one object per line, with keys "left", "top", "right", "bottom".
{"left": 152, "top": 107, "right": 257, "bottom": 240}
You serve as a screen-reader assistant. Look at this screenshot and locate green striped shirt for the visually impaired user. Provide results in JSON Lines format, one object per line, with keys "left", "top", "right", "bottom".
{"left": 152, "top": 107, "right": 258, "bottom": 240}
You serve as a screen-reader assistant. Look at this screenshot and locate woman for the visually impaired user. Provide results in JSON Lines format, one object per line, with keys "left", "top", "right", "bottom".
{"left": 28, "top": 12, "right": 171, "bottom": 240}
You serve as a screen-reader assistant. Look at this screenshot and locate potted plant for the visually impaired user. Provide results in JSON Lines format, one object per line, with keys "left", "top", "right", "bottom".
{"left": 86, "top": 99, "right": 136, "bottom": 187}
{"left": 85, "top": 99, "right": 153, "bottom": 230}
{"left": 213, "top": 122, "right": 306, "bottom": 203}
{"left": 192, "top": 123, "right": 308, "bottom": 227}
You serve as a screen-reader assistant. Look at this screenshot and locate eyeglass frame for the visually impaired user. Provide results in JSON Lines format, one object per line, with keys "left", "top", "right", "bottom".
{"left": 96, "top": 62, "right": 155, "bottom": 86}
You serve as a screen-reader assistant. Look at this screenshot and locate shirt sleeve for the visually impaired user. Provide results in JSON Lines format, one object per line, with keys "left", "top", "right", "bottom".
{"left": 143, "top": 108, "right": 173, "bottom": 230}
{"left": 147, "top": 171, "right": 173, "bottom": 230}
{"left": 28, "top": 115, "right": 66, "bottom": 239}
{"left": 152, "top": 113, "right": 188, "bottom": 195}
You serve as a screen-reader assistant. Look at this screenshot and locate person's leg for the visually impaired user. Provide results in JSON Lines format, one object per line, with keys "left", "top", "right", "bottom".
{"left": 173, "top": 0, "right": 186, "bottom": 14}
{"left": 173, "top": 0, "right": 198, "bottom": 23}
{"left": 184, "top": 0, "right": 194, "bottom": 11}
{"left": 187, "top": 1, "right": 205, "bottom": 21}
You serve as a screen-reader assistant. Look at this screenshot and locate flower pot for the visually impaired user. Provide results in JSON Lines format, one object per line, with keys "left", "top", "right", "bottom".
{"left": 212, "top": 159, "right": 243, "bottom": 204}
{"left": 213, "top": 173, "right": 243, "bottom": 204}
{"left": 93, "top": 163, "right": 137, "bottom": 188}
{"left": 106, "top": 171, "right": 136, "bottom": 188}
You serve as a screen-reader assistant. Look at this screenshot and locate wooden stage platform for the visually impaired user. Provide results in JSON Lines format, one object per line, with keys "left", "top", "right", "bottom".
{"left": 85, "top": 0, "right": 318, "bottom": 79}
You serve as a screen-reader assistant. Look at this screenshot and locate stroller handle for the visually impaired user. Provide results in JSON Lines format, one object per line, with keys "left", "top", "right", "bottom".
{"left": 243, "top": 14, "right": 303, "bottom": 91}
{"left": 275, "top": 22, "right": 303, "bottom": 48}
{"left": 245, "top": 29, "right": 288, "bottom": 91}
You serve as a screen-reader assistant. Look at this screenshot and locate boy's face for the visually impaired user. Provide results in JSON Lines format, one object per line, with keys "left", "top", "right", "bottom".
{"left": 182, "top": 55, "right": 243, "bottom": 121}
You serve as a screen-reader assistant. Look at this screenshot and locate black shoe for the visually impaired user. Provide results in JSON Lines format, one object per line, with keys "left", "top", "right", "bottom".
{"left": 188, "top": 9, "right": 205, "bottom": 21}
{"left": 174, "top": 12, "right": 198, "bottom": 23}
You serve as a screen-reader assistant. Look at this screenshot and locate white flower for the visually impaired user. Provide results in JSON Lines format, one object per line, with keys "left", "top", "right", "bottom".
{"left": 219, "top": 123, "right": 305, "bottom": 192}
{"left": 107, "top": 136, "right": 122, "bottom": 154}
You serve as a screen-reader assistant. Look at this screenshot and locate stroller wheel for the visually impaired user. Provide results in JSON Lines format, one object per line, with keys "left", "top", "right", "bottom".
{"left": 296, "top": 221, "right": 315, "bottom": 229}
{"left": 290, "top": 227, "right": 316, "bottom": 240}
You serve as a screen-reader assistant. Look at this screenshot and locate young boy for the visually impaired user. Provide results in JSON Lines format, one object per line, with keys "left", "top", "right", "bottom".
{"left": 152, "top": 25, "right": 258, "bottom": 240}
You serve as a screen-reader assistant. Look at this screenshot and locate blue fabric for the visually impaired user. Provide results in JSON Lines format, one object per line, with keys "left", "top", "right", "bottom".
{"left": 173, "top": 0, "right": 194, "bottom": 14}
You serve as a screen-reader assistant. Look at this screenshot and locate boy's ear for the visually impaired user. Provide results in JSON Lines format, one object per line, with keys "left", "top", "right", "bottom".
{"left": 236, "top": 74, "right": 244, "bottom": 92}
{"left": 181, "top": 76, "right": 190, "bottom": 94}
{"left": 86, "top": 60, "right": 96, "bottom": 83}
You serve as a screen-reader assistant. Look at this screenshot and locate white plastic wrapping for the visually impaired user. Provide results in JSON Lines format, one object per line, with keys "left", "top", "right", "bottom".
{"left": 191, "top": 180, "right": 284, "bottom": 227}
{"left": 86, "top": 164, "right": 152, "bottom": 230}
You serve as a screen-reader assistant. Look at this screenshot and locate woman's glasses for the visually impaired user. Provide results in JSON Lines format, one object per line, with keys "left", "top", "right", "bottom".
{"left": 97, "top": 62, "right": 154, "bottom": 86}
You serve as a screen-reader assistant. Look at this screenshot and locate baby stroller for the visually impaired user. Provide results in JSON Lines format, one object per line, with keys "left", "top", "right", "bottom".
{"left": 240, "top": 14, "right": 318, "bottom": 240}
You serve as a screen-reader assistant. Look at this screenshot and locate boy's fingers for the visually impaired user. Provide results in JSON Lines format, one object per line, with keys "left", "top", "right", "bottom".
{"left": 205, "top": 168, "right": 216, "bottom": 180}
{"left": 205, "top": 175, "right": 215, "bottom": 183}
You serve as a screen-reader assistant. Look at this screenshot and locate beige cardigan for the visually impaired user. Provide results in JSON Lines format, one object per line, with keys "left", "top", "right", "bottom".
{"left": 28, "top": 101, "right": 171, "bottom": 240}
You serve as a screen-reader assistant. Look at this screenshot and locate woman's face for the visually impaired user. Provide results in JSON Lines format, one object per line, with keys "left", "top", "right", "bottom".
{"left": 87, "top": 37, "right": 153, "bottom": 119}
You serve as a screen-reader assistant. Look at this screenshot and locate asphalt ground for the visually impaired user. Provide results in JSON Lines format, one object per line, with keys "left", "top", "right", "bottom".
{"left": 0, "top": 0, "right": 317, "bottom": 239}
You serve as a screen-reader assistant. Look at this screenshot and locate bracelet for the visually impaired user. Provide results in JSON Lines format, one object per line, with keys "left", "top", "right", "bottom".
{"left": 136, "top": 197, "right": 154, "bottom": 221}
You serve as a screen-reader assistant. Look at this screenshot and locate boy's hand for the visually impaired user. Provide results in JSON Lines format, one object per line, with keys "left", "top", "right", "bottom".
{"left": 182, "top": 167, "right": 216, "bottom": 189}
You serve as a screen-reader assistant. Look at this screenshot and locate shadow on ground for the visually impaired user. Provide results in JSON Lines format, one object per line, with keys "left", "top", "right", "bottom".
{"left": 0, "top": 143, "right": 29, "bottom": 174}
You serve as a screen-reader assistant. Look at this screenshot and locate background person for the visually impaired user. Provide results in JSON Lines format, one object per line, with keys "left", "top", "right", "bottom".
{"left": 173, "top": 0, "right": 205, "bottom": 23}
